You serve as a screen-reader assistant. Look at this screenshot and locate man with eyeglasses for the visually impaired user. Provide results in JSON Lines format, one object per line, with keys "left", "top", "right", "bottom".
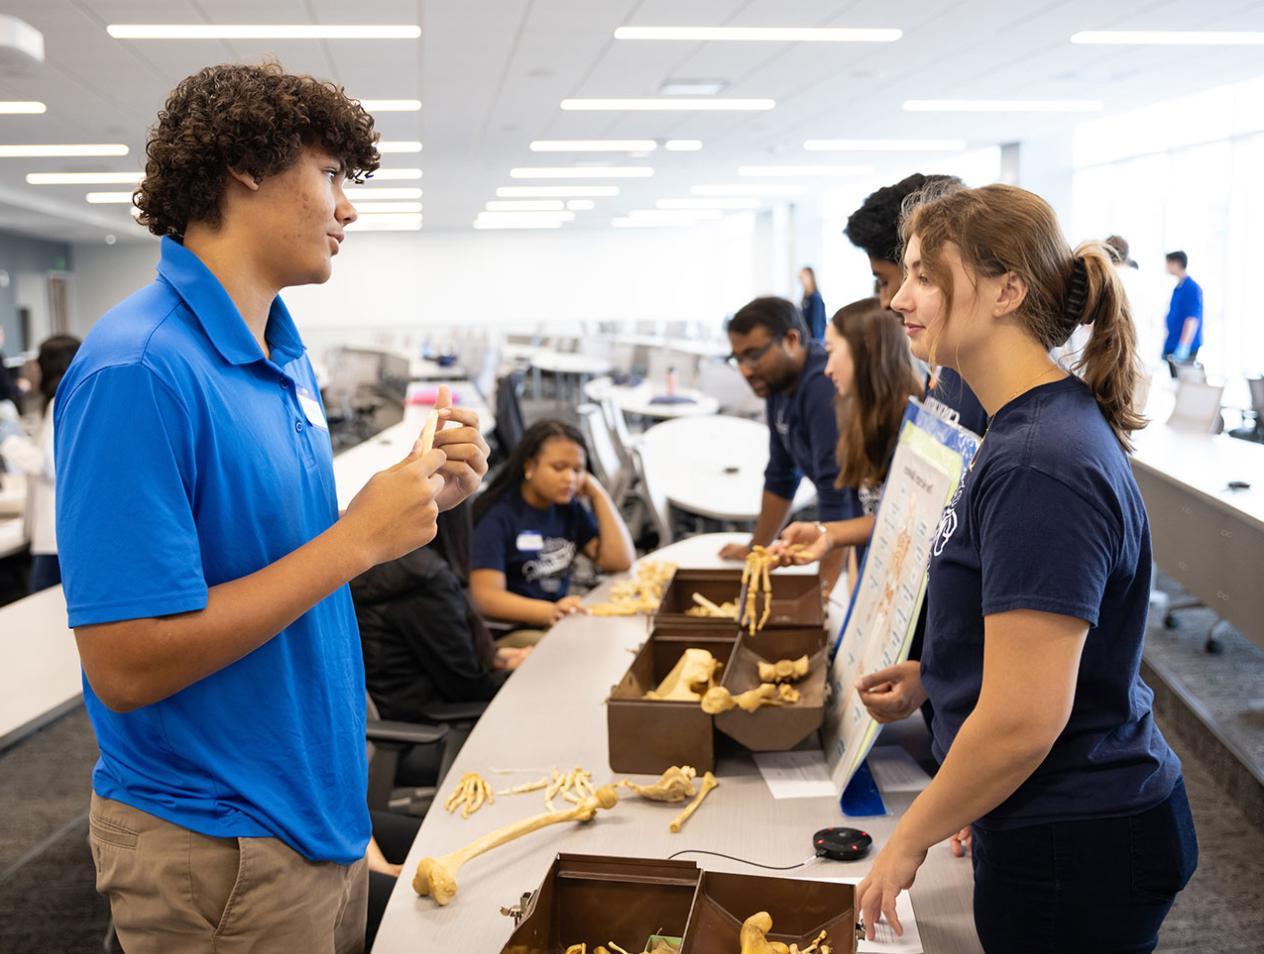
{"left": 717, "top": 297, "right": 858, "bottom": 585}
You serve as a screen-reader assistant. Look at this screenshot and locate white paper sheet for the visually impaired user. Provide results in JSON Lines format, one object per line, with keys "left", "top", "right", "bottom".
{"left": 867, "top": 745, "right": 932, "bottom": 793}
{"left": 809, "top": 876, "right": 924, "bottom": 953}
{"left": 753, "top": 750, "right": 837, "bottom": 799}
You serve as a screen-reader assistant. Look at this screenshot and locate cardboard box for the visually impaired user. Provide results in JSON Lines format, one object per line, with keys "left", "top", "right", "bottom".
{"left": 712, "top": 627, "right": 829, "bottom": 752}
{"left": 654, "top": 569, "right": 826, "bottom": 631}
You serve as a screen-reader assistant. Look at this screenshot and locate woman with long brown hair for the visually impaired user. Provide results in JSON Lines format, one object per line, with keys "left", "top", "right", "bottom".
{"left": 773, "top": 298, "right": 922, "bottom": 564}
{"left": 853, "top": 183, "right": 1195, "bottom": 952}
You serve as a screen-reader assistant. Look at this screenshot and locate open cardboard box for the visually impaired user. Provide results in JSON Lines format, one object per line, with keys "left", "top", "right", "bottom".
{"left": 499, "top": 854, "right": 858, "bottom": 954}
{"left": 607, "top": 629, "right": 736, "bottom": 774}
{"left": 654, "top": 569, "right": 826, "bottom": 632}
{"left": 712, "top": 627, "right": 829, "bottom": 752}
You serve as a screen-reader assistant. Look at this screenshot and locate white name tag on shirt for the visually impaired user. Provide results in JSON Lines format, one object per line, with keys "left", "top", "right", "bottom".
{"left": 296, "top": 386, "right": 328, "bottom": 430}
{"left": 516, "top": 531, "right": 544, "bottom": 552}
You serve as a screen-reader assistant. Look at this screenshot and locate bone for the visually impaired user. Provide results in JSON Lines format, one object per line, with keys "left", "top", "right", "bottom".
{"left": 643, "top": 648, "right": 720, "bottom": 701}
{"left": 700, "top": 683, "right": 782, "bottom": 714}
{"left": 757, "top": 655, "right": 810, "bottom": 684}
{"left": 416, "top": 408, "right": 440, "bottom": 456}
{"left": 740, "top": 912, "right": 785, "bottom": 954}
{"left": 619, "top": 765, "right": 697, "bottom": 802}
{"left": 444, "top": 772, "right": 494, "bottom": 818}
{"left": 413, "top": 785, "right": 619, "bottom": 904}
{"left": 669, "top": 771, "right": 717, "bottom": 833}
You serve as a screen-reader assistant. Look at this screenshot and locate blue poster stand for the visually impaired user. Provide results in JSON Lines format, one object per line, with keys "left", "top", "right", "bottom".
{"left": 840, "top": 758, "right": 887, "bottom": 817}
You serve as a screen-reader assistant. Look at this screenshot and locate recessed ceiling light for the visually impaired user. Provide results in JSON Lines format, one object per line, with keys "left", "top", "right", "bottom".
{"left": 27, "top": 171, "right": 143, "bottom": 184}
{"left": 614, "top": 26, "right": 901, "bottom": 43}
{"left": 691, "top": 184, "right": 807, "bottom": 197}
{"left": 803, "top": 138, "right": 967, "bottom": 151}
{"left": 358, "top": 99, "right": 421, "bottom": 111}
{"left": 665, "top": 140, "right": 704, "bottom": 152}
{"left": 350, "top": 201, "right": 422, "bottom": 213}
{"left": 378, "top": 141, "right": 422, "bottom": 154}
{"left": 510, "top": 166, "right": 653, "bottom": 179}
{"left": 904, "top": 99, "right": 1102, "bottom": 113}
{"left": 566, "top": 199, "right": 595, "bottom": 211}
{"left": 738, "top": 165, "right": 870, "bottom": 177}
{"left": 0, "top": 101, "right": 45, "bottom": 114}
{"left": 657, "top": 197, "right": 760, "bottom": 210}
{"left": 85, "top": 192, "right": 132, "bottom": 204}
{"left": 496, "top": 186, "right": 621, "bottom": 198}
{"left": 0, "top": 144, "right": 128, "bottom": 157}
{"left": 346, "top": 213, "right": 423, "bottom": 231}
{"left": 344, "top": 187, "right": 422, "bottom": 199}
{"left": 530, "top": 140, "right": 658, "bottom": 152}
{"left": 659, "top": 79, "right": 728, "bottom": 96}
{"left": 367, "top": 168, "right": 422, "bottom": 180}
{"left": 107, "top": 24, "right": 421, "bottom": 40}
{"left": 1071, "top": 30, "right": 1264, "bottom": 45}
{"left": 561, "top": 98, "right": 774, "bottom": 112}
{"left": 486, "top": 200, "right": 566, "bottom": 211}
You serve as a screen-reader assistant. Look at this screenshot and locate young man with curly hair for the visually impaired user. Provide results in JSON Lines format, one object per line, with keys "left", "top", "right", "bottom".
{"left": 55, "top": 64, "right": 488, "bottom": 951}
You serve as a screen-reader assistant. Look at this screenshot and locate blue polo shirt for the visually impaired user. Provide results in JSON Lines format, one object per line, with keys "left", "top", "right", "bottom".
{"left": 55, "top": 237, "right": 368, "bottom": 864}
{"left": 1163, "top": 276, "right": 1203, "bottom": 356}
{"left": 764, "top": 342, "right": 859, "bottom": 521}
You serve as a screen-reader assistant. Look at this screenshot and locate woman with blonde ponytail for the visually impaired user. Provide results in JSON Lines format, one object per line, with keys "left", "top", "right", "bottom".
{"left": 853, "top": 184, "right": 1196, "bottom": 953}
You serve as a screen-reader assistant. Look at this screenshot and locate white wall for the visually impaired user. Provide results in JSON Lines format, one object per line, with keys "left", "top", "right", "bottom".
{"left": 70, "top": 223, "right": 763, "bottom": 344}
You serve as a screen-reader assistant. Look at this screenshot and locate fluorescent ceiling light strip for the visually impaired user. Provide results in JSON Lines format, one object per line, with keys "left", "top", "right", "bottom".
{"left": 86, "top": 192, "right": 133, "bottom": 204}
{"left": 0, "top": 101, "right": 45, "bottom": 114}
{"left": 665, "top": 140, "right": 703, "bottom": 151}
{"left": 904, "top": 99, "right": 1102, "bottom": 113}
{"left": 367, "top": 168, "right": 422, "bottom": 180}
{"left": 350, "top": 201, "right": 422, "bottom": 213}
{"left": 474, "top": 220, "right": 562, "bottom": 230}
{"left": 1071, "top": 30, "right": 1264, "bottom": 46}
{"left": 378, "top": 141, "right": 422, "bottom": 154}
{"left": 510, "top": 166, "right": 653, "bottom": 179}
{"left": 566, "top": 199, "right": 595, "bottom": 211}
{"left": 612, "top": 217, "right": 691, "bottom": 228}
{"left": 692, "top": 184, "right": 806, "bottom": 196}
{"left": 358, "top": 99, "right": 421, "bottom": 111}
{"left": 496, "top": 185, "right": 620, "bottom": 198}
{"left": 803, "top": 138, "right": 966, "bottom": 152}
{"left": 530, "top": 140, "right": 657, "bottom": 152}
{"left": 0, "top": 144, "right": 128, "bottom": 157}
{"left": 344, "top": 187, "right": 422, "bottom": 199}
{"left": 561, "top": 98, "right": 774, "bottom": 111}
{"left": 657, "top": 197, "right": 759, "bottom": 210}
{"left": 107, "top": 24, "right": 421, "bottom": 40}
{"left": 28, "top": 171, "right": 143, "bottom": 185}
{"left": 738, "top": 165, "right": 870, "bottom": 177}
{"left": 613, "top": 26, "right": 901, "bottom": 43}
{"left": 486, "top": 200, "right": 565, "bottom": 211}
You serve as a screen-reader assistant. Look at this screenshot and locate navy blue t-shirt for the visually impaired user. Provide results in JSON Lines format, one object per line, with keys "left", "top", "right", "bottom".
{"left": 923, "top": 375, "right": 1180, "bottom": 829}
{"left": 472, "top": 490, "right": 598, "bottom": 601}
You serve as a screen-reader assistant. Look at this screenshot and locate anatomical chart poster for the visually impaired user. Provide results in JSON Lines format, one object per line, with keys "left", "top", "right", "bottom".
{"left": 823, "top": 399, "right": 979, "bottom": 794}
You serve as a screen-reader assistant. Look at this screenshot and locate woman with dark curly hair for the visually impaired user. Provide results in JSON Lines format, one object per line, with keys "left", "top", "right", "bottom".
{"left": 54, "top": 63, "right": 490, "bottom": 952}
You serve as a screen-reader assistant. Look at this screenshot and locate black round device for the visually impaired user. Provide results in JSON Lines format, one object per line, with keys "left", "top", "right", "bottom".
{"left": 813, "top": 827, "right": 873, "bottom": 861}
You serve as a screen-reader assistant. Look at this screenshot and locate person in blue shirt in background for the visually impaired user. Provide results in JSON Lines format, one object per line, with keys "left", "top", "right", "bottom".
{"left": 1162, "top": 249, "right": 1203, "bottom": 364}
{"left": 471, "top": 419, "right": 634, "bottom": 640}
{"left": 854, "top": 183, "right": 1196, "bottom": 953}
{"left": 799, "top": 266, "right": 827, "bottom": 340}
{"left": 718, "top": 297, "right": 859, "bottom": 589}
{"left": 55, "top": 63, "right": 489, "bottom": 952}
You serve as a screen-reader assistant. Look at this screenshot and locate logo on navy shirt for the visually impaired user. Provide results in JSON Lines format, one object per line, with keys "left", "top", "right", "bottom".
{"left": 522, "top": 538, "right": 578, "bottom": 594}
{"left": 932, "top": 475, "right": 967, "bottom": 558}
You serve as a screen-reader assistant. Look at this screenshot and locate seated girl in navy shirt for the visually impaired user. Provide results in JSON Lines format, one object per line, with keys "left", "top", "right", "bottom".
{"left": 774, "top": 298, "right": 923, "bottom": 570}
{"left": 852, "top": 184, "right": 1195, "bottom": 953}
{"left": 471, "top": 419, "right": 634, "bottom": 636}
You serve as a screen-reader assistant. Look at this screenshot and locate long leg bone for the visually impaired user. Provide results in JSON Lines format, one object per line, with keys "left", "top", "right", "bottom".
{"left": 413, "top": 785, "right": 619, "bottom": 904}
{"left": 669, "top": 771, "right": 717, "bottom": 833}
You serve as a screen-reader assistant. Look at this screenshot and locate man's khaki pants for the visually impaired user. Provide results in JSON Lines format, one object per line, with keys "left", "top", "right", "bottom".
{"left": 89, "top": 794, "right": 368, "bottom": 954}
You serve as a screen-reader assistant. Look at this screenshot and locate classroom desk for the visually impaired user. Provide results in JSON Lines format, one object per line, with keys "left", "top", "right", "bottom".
{"left": 613, "top": 334, "right": 730, "bottom": 359}
{"left": 408, "top": 357, "right": 467, "bottom": 381}
{"left": 331, "top": 380, "right": 496, "bottom": 512}
{"left": 639, "top": 416, "right": 816, "bottom": 522}
{"left": 372, "top": 537, "right": 981, "bottom": 953}
{"left": 1131, "top": 422, "right": 1264, "bottom": 650}
{"left": 0, "top": 585, "right": 81, "bottom": 751}
{"left": 583, "top": 376, "right": 721, "bottom": 420}
{"left": 529, "top": 350, "right": 613, "bottom": 399}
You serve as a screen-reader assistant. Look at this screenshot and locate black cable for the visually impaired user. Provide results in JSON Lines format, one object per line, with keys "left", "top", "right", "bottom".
{"left": 665, "top": 849, "right": 816, "bottom": 871}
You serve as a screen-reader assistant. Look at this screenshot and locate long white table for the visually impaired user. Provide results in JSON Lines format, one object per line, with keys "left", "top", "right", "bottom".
{"left": 0, "top": 584, "right": 81, "bottom": 750}
{"left": 584, "top": 376, "right": 720, "bottom": 420}
{"left": 639, "top": 415, "right": 815, "bottom": 522}
{"left": 372, "top": 535, "right": 980, "bottom": 953}
{"left": 332, "top": 380, "right": 496, "bottom": 512}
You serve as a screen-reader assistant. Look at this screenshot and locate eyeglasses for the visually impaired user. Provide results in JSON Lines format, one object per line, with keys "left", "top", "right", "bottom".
{"left": 726, "top": 335, "right": 784, "bottom": 368}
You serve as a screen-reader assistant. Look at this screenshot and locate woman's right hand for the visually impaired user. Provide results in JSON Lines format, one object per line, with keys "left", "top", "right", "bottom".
{"left": 854, "top": 661, "right": 927, "bottom": 723}
{"left": 769, "top": 521, "right": 831, "bottom": 564}
{"left": 494, "top": 647, "right": 532, "bottom": 671}
{"left": 544, "top": 595, "right": 587, "bottom": 626}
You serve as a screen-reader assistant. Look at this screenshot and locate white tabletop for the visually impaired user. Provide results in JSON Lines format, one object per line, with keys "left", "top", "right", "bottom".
{"left": 584, "top": 376, "right": 720, "bottom": 419}
{"left": 530, "top": 349, "right": 613, "bottom": 377}
{"left": 1131, "top": 423, "right": 1264, "bottom": 531}
{"left": 408, "top": 357, "right": 467, "bottom": 381}
{"left": 501, "top": 343, "right": 543, "bottom": 363}
{"left": 639, "top": 415, "right": 815, "bottom": 521}
{"left": 331, "top": 380, "right": 495, "bottom": 512}
{"left": 372, "top": 534, "right": 980, "bottom": 954}
{"left": 0, "top": 585, "right": 81, "bottom": 749}
{"left": 614, "top": 334, "right": 729, "bottom": 359}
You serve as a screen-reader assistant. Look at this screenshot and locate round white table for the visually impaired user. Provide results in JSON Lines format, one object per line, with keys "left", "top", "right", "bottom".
{"left": 639, "top": 415, "right": 815, "bottom": 522}
{"left": 529, "top": 349, "right": 614, "bottom": 399}
{"left": 583, "top": 376, "right": 720, "bottom": 419}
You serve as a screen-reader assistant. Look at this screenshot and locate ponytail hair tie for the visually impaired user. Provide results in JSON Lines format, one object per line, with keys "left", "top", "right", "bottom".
{"left": 1065, "top": 256, "right": 1090, "bottom": 326}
